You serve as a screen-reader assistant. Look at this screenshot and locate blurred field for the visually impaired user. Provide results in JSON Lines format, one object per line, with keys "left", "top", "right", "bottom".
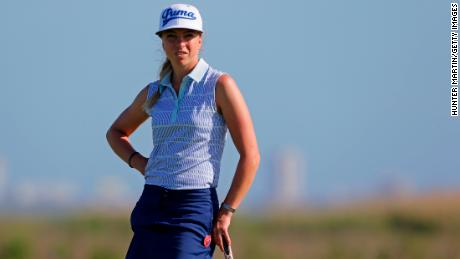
{"left": 1, "top": 191, "right": 460, "bottom": 259}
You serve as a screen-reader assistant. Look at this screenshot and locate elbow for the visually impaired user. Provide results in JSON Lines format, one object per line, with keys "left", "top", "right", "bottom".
{"left": 106, "top": 126, "right": 116, "bottom": 145}
{"left": 242, "top": 150, "right": 260, "bottom": 171}
{"left": 254, "top": 151, "right": 261, "bottom": 170}
{"left": 106, "top": 126, "right": 129, "bottom": 146}
{"left": 106, "top": 128, "right": 113, "bottom": 145}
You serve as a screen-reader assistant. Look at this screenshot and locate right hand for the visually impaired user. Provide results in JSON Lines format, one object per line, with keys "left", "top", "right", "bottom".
{"left": 132, "top": 154, "right": 148, "bottom": 176}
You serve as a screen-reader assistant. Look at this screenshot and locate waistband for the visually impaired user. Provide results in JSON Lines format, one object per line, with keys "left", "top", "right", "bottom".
{"left": 143, "top": 184, "right": 216, "bottom": 194}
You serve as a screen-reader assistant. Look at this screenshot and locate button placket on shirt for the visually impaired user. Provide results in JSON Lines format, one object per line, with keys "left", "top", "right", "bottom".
{"left": 170, "top": 77, "right": 190, "bottom": 123}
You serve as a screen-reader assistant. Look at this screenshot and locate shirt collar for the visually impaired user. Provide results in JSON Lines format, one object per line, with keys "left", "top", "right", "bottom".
{"left": 159, "top": 58, "right": 209, "bottom": 93}
{"left": 188, "top": 58, "right": 209, "bottom": 82}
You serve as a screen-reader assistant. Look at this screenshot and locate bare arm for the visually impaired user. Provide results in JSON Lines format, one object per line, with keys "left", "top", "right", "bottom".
{"left": 212, "top": 74, "right": 261, "bottom": 251}
{"left": 106, "top": 85, "right": 150, "bottom": 175}
{"left": 218, "top": 75, "right": 260, "bottom": 210}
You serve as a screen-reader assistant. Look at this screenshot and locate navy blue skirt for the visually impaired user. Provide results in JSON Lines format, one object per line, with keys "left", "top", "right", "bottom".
{"left": 125, "top": 184, "right": 219, "bottom": 259}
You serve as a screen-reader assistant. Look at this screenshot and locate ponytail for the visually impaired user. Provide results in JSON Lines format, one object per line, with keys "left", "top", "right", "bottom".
{"left": 143, "top": 58, "right": 172, "bottom": 113}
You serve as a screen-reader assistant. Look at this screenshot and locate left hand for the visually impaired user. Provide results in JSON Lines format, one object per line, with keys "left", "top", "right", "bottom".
{"left": 212, "top": 209, "right": 233, "bottom": 252}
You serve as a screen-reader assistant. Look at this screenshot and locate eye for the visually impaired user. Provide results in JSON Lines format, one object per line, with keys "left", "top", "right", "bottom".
{"left": 184, "top": 33, "right": 196, "bottom": 39}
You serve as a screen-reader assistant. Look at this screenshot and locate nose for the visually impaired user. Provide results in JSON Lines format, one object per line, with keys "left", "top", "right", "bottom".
{"left": 175, "top": 35, "right": 187, "bottom": 46}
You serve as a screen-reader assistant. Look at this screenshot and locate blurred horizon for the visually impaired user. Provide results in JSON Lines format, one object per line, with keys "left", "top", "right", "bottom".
{"left": 1, "top": 143, "right": 459, "bottom": 213}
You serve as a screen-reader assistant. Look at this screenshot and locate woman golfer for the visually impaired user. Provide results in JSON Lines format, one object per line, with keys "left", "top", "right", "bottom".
{"left": 106, "top": 4, "right": 260, "bottom": 258}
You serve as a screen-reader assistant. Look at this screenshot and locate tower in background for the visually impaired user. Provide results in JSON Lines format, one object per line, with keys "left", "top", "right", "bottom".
{"left": 271, "top": 147, "right": 307, "bottom": 208}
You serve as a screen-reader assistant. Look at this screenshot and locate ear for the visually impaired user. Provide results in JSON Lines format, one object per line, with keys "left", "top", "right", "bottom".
{"left": 197, "top": 35, "right": 203, "bottom": 49}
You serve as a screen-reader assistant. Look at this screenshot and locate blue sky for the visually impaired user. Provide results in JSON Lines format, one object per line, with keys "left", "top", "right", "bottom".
{"left": 0, "top": 0, "right": 457, "bottom": 209}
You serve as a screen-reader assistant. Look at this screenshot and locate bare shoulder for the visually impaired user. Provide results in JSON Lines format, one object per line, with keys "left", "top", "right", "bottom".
{"left": 133, "top": 84, "right": 150, "bottom": 107}
{"left": 109, "top": 84, "right": 151, "bottom": 136}
{"left": 215, "top": 73, "right": 242, "bottom": 96}
{"left": 217, "top": 73, "right": 233, "bottom": 84}
{"left": 216, "top": 74, "right": 240, "bottom": 113}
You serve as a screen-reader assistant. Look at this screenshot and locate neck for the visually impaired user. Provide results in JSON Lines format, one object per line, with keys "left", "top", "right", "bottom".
{"left": 171, "top": 58, "right": 199, "bottom": 90}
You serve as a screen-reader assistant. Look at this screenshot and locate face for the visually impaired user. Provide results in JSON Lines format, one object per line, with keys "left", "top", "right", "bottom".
{"left": 160, "top": 29, "right": 202, "bottom": 67}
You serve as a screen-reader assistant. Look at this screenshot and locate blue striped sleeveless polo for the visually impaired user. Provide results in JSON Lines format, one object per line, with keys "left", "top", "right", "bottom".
{"left": 143, "top": 59, "right": 228, "bottom": 189}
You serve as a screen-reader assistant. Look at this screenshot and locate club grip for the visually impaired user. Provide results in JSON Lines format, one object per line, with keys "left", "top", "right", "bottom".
{"left": 223, "top": 236, "right": 233, "bottom": 259}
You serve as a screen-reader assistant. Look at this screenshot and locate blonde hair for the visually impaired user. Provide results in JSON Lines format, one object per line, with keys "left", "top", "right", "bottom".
{"left": 143, "top": 58, "right": 172, "bottom": 113}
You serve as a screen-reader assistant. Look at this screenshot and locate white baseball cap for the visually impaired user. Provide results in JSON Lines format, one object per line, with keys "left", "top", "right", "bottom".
{"left": 156, "top": 4, "right": 203, "bottom": 36}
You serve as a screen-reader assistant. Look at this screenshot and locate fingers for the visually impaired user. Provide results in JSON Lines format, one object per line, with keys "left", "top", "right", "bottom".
{"left": 212, "top": 228, "right": 232, "bottom": 254}
{"left": 222, "top": 230, "right": 232, "bottom": 247}
{"left": 212, "top": 227, "right": 224, "bottom": 252}
{"left": 212, "top": 213, "right": 232, "bottom": 253}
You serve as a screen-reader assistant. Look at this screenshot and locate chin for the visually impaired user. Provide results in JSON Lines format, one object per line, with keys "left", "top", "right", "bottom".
{"left": 176, "top": 58, "right": 191, "bottom": 66}
{"left": 171, "top": 56, "right": 196, "bottom": 67}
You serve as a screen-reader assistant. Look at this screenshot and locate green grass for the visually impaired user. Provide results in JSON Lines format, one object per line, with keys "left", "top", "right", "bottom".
{"left": 1, "top": 196, "right": 460, "bottom": 259}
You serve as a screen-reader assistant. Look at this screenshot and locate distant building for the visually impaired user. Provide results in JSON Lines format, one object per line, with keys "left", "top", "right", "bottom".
{"left": 270, "top": 147, "right": 307, "bottom": 207}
